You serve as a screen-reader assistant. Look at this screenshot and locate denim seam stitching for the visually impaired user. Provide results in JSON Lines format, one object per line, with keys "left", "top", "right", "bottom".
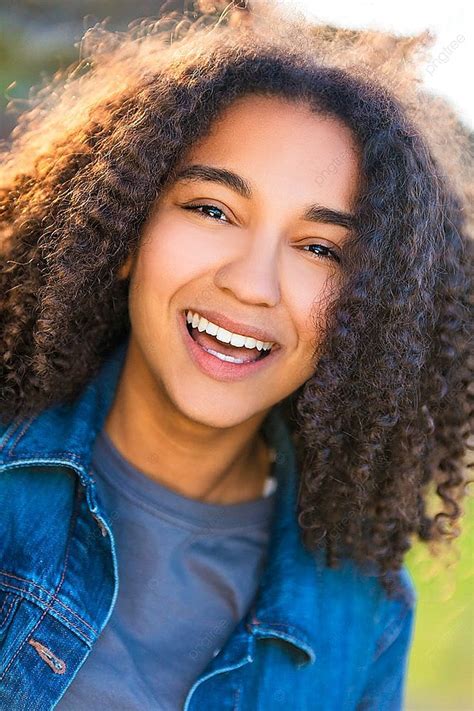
{"left": 5, "top": 450, "right": 83, "bottom": 462}
{"left": 0, "top": 571, "right": 98, "bottom": 635}
{"left": 6, "top": 417, "right": 36, "bottom": 456}
{"left": 0, "top": 416, "right": 25, "bottom": 453}
{"left": 251, "top": 620, "right": 311, "bottom": 642}
{"left": 0, "top": 592, "right": 10, "bottom": 618}
{"left": 0, "top": 595, "right": 16, "bottom": 628}
{"left": 0, "top": 581, "right": 94, "bottom": 645}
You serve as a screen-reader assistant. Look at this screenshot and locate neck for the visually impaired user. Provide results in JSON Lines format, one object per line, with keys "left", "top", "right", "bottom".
{"left": 103, "top": 337, "right": 273, "bottom": 505}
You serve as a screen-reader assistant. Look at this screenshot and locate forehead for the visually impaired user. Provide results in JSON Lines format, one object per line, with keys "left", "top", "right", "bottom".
{"left": 178, "top": 94, "right": 361, "bottom": 212}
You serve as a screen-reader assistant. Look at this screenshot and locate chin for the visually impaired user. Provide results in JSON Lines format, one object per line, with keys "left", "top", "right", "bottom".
{"left": 168, "top": 380, "right": 268, "bottom": 430}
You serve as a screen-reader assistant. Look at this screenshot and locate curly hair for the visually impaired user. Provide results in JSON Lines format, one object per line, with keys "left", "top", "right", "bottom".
{"left": 1, "top": 1, "right": 472, "bottom": 600}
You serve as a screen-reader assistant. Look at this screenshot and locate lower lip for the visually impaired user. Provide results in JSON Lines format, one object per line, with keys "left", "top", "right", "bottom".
{"left": 178, "top": 311, "right": 281, "bottom": 383}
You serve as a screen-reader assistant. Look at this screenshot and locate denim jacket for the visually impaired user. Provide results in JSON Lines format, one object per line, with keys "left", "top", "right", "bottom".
{"left": 0, "top": 338, "right": 416, "bottom": 710}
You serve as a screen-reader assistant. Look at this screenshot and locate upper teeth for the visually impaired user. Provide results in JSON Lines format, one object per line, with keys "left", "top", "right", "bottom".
{"left": 186, "top": 310, "right": 275, "bottom": 351}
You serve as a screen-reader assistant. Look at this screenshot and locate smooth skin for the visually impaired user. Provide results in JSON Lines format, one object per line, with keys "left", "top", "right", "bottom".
{"left": 105, "top": 94, "right": 361, "bottom": 505}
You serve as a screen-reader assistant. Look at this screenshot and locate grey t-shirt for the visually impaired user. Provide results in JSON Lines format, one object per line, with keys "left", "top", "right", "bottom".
{"left": 56, "top": 427, "right": 277, "bottom": 710}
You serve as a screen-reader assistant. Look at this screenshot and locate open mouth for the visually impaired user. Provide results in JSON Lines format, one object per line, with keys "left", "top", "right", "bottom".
{"left": 184, "top": 311, "right": 278, "bottom": 363}
{"left": 185, "top": 315, "right": 273, "bottom": 363}
{"left": 179, "top": 308, "right": 282, "bottom": 382}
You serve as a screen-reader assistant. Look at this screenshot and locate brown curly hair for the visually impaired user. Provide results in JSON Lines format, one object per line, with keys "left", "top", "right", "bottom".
{"left": 1, "top": 1, "right": 472, "bottom": 600}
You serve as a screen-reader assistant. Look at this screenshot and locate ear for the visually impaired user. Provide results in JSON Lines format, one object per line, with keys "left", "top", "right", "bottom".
{"left": 117, "top": 253, "right": 134, "bottom": 280}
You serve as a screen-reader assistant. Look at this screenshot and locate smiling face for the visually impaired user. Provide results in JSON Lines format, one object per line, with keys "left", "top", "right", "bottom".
{"left": 120, "top": 94, "right": 361, "bottom": 429}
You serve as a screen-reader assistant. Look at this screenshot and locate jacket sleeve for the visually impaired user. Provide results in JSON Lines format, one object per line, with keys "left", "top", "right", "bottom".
{"left": 356, "top": 586, "right": 416, "bottom": 711}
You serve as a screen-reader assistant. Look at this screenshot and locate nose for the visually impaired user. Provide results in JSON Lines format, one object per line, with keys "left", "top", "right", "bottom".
{"left": 213, "top": 229, "right": 281, "bottom": 308}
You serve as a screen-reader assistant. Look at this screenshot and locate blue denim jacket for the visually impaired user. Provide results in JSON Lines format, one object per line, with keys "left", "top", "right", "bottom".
{"left": 0, "top": 338, "right": 416, "bottom": 710}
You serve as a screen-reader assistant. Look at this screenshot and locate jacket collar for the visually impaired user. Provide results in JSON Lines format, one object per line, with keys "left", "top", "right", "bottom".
{"left": 0, "top": 335, "right": 319, "bottom": 666}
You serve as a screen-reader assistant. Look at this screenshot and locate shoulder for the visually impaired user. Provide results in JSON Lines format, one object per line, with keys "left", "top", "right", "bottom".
{"left": 343, "top": 554, "right": 417, "bottom": 659}
{"left": 312, "top": 547, "right": 417, "bottom": 645}
{"left": 314, "top": 546, "right": 416, "bottom": 607}
{"left": 303, "top": 549, "right": 416, "bottom": 706}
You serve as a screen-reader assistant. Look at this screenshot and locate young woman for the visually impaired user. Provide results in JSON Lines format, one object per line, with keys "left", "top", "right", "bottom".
{"left": 0, "top": 3, "right": 472, "bottom": 709}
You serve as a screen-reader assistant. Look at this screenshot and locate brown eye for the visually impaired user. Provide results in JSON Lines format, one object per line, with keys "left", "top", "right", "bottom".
{"left": 181, "top": 203, "right": 230, "bottom": 223}
{"left": 301, "top": 243, "right": 341, "bottom": 263}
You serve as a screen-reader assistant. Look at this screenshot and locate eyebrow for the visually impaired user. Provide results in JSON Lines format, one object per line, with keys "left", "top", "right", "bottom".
{"left": 173, "top": 163, "right": 355, "bottom": 230}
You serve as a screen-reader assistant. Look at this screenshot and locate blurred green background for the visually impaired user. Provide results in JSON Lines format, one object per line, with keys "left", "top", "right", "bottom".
{"left": 1, "top": 2, "right": 473, "bottom": 709}
{"left": 404, "top": 495, "right": 473, "bottom": 711}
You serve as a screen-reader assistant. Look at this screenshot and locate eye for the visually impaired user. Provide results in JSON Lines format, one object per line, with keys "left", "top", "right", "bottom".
{"left": 301, "top": 243, "right": 341, "bottom": 264}
{"left": 181, "top": 203, "right": 230, "bottom": 223}
{"left": 181, "top": 202, "right": 340, "bottom": 263}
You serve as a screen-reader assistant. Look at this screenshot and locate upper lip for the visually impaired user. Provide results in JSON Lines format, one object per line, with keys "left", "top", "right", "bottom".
{"left": 185, "top": 308, "right": 281, "bottom": 347}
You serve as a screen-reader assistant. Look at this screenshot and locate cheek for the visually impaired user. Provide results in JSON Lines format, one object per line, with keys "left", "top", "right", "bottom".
{"left": 290, "top": 275, "right": 331, "bottom": 345}
{"left": 136, "top": 216, "right": 227, "bottom": 296}
{"left": 289, "top": 282, "right": 333, "bottom": 378}
{"left": 130, "top": 226, "right": 199, "bottom": 306}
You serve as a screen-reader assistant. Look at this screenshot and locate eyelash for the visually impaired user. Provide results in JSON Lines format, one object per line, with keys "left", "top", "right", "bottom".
{"left": 181, "top": 203, "right": 341, "bottom": 264}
